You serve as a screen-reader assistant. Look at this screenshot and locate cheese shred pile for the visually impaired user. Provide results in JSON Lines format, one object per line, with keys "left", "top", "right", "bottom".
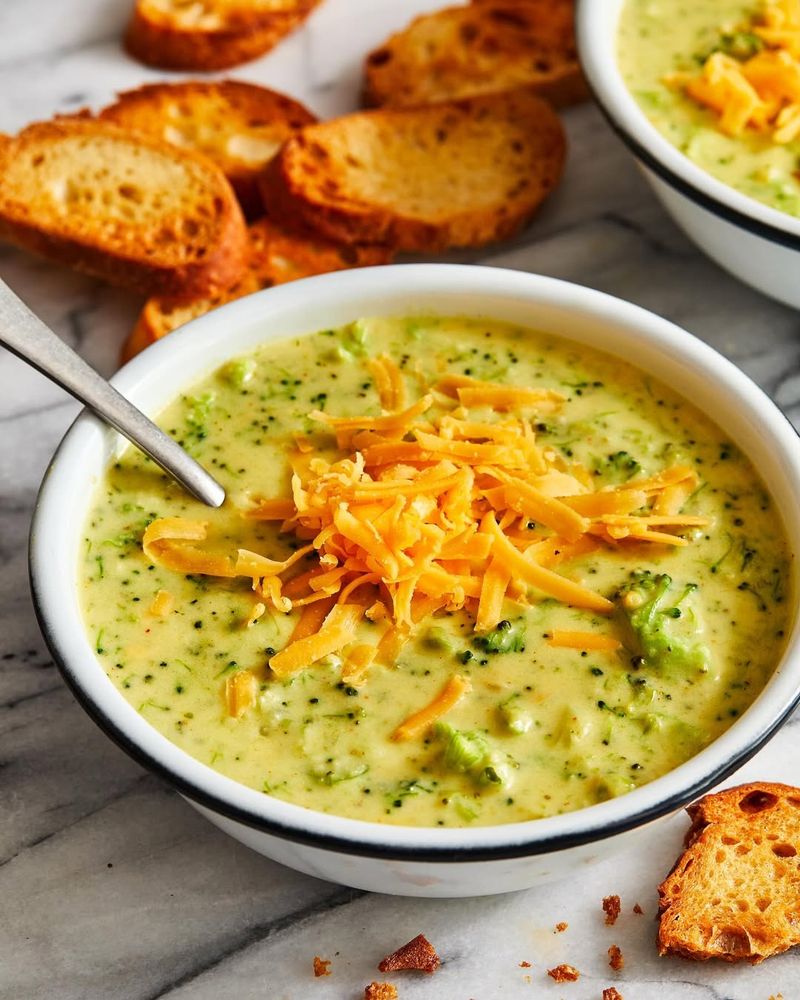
{"left": 672, "top": 0, "right": 800, "bottom": 142}
{"left": 142, "top": 356, "right": 709, "bottom": 707}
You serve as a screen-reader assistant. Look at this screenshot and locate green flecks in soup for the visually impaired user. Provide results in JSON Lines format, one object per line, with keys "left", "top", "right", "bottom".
{"left": 80, "top": 317, "right": 791, "bottom": 827}
{"left": 618, "top": 0, "right": 800, "bottom": 215}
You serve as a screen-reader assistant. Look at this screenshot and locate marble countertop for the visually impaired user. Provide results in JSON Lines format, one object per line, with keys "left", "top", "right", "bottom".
{"left": 2, "top": 2, "right": 800, "bottom": 998}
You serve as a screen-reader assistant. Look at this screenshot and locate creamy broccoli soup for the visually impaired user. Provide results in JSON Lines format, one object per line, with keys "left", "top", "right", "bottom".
{"left": 619, "top": 0, "right": 800, "bottom": 216}
{"left": 81, "top": 317, "right": 791, "bottom": 827}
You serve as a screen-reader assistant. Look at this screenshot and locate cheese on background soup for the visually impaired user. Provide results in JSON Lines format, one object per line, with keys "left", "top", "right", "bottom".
{"left": 619, "top": 0, "right": 800, "bottom": 216}
{"left": 81, "top": 317, "right": 791, "bottom": 827}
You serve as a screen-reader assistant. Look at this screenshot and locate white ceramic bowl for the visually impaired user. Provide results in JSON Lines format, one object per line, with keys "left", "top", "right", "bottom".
{"left": 577, "top": 0, "right": 800, "bottom": 309}
{"left": 30, "top": 264, "right": 800, "bottom": 897}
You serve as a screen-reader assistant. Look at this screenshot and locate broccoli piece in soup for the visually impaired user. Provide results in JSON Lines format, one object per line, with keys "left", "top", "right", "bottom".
{"left": 718, "top": 31, "right": 763, "bottom": 60}
{"left": 618, "top": 571, "right": 709, "bottom": 675}
{"left": 498, "top": 693, "right": 532, "bottom": 735}
{"left": 435, "top": 722, "right": 489, "bottom": 773}
{"left": 474, "top": 619, "right": 526, "bottom": 654}
{"left": 433, "top": 722, "right": 514, "bottom": 790}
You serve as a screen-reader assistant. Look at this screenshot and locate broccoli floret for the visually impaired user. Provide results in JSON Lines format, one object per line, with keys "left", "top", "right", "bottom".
{"left": 718, "top": 31, "right": 763, "bottom": 59}
{"left": 310, "top": 760, "right": 368, "bottom": 785}
{"left": 220, "top": 357, "right": 256, "bottom": 388}
{"left": 184, "top": 391, "right": 215, "bottom": 444}
{"left": 597, "top": 450, "right": 642, "bottom": 484}
{"left": 478, "top": 759, "right": 513, "bottom": 787}
{"left": 421, "top": 626, "right": 456, "bottom": 654}
{"left": 498, "top": 693, "right": 532, "bottom": 735}
{"left": 337, "top": 320, "right": 369, "bottom": 359}
{"left": 433, "top": 723, "right": 513, "bottom": 790}
{"left": 435, "top": 722, "right": 489, "bottom": 773}
{"left": 450, "top": 793, "right": 480, "bottom": 822}
{"left": 618, "top": 571, "right": 709, "bottom": 674}
{"left": 474, "top": 619, "right": 526, "bottom": 654}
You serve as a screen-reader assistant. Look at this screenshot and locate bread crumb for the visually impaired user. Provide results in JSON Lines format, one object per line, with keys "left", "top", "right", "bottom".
{"left": 378, "top": 933, "right": 440, "bottom": 973}
{"left": 608, "top": 945, "right": 624, "bottom": 971}
{"left": 365, "top": 984, "right": 398, "bottom": 1000}
{"left": 547, "top": 964, "right": 579, "bottom": 982}
{"left": 603, "top": 895, "right": 621, "bottom": 925}
{"left": 633, "top": 903, "right": 644, "bottom": 915}
{"left": 603, "top": 989, "right": 624, "bottom": 1000}
{"left": 554, "top": 921, "right": 568, "bottom": 933}
{"left": 313, "top": 956, "right": 331, "bottom": 977}
{"left": 519, "top": 960, "right": 531, "bottom": 968}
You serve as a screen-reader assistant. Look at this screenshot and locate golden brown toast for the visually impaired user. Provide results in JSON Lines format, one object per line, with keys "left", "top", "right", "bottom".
{"left": 259, "top": 90, "right": 566, "bottom": 252}
{"left": 99, "top": 81, "right": 316, "bottom": 217}
{"left": 124, "top": 0, "right": 320, "bottom": 71}
{"left": 121, "top": 216, "right": 392, "bottom": 361}
{"left": 364, "top": 1, "right": 587, "bottom": 110}
{"left": 245, "top": 213, "right": 392, "bottom": 284}
{"left": 122, "top": 272, "right": 261, "bottom": 363}
{"left": 658, "top": 782, "right": 800, "bottom": 963}
{"left": 0, "top": 118, "right": 248, "bottom": 297}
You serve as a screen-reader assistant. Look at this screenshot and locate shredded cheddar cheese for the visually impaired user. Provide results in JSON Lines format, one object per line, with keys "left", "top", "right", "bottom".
{"left": 676, "top": 0, "right": 800, "bottom": 142}
{"left": 269, "top": 603, "right": 363, "bottom": 678}
{"left": 547, "top": 630, "right": 621, "bottom": 652}
{"left": 147, "top": 589, "right": 174, "bottom": 617}
{"left": 392, "top": 674, "right": 472, "bottom": 741}
{"left": 225, "top": 669, "right": 258, "bottom": 718}
{"left": 142, "top": 360, "right": 711, "bottom": 722}
{"left": 365, "top": 354, "right": 408, "bottom": 412}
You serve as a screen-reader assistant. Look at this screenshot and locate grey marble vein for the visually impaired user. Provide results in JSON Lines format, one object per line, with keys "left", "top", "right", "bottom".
{"left": 2, "top": 2, "right": 800, "bottom": 998}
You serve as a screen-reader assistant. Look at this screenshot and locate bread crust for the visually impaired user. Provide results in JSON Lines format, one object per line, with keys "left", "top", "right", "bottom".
{"left": 260, "top": 90, "right": 565, "bottom": 252}
{"left": 246, "top": 215, "right": 392, "bottom": 285}
{"left": 99, "top": 80, "right": 316, "bottom": 216}
{"left": 122, "top": 216, "right": 392, "bottom": 360}
{"left": 363, "top": 0, "right": 587, "bottom": 110}
{"left": 658, "top": 781, "right": 800, "bottom": 964}
{"left": 377, "top": 934, "right": 440, "bottom": 974}
{"left": 124, "top": 1, "right": 319, "bottom": 71}
{"left": 122, "top": 270, "right": 260, "bottom": 363}
{"left": 0, "top": 118, "right": 248, "bottom": 298}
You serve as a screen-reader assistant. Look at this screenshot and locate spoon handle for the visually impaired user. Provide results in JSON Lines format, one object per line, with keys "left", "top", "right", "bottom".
{"left": 0, "top": 279, "right": 225, "bottom": 508}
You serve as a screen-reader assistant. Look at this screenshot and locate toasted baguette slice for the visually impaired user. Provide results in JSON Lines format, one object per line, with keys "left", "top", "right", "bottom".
{"left": 0, "top": 119, "right": 248, "bottom": 297}
{"left": 364, "top": 1, "right": 586, "bottom": 110}
{"left": 122, "top": 216, "right": 392, "bottom": 361}
{"left": 125, "top": 0, "right": 318, "bottom": 70}
{"left": 658, "top": 782, "right": 800, "bottom": 964}
{"left": 99, "top": 81, "right": 316, "bottom": 217}
{"left": 260, "top": 90, "right": 565, "bottom": 252}
{"left": 245, "top": 214, "right": 392, "bottom": 285}
{"left": 122, "top": 272, "right": 260, "bottom": 363}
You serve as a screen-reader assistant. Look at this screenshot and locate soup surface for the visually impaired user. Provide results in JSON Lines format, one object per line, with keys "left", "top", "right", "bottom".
{"left": 619, "top": 0, "right": 800, "bottom": 216}
{"left": 81, "top": 317, "right": 791, "bottom": 827}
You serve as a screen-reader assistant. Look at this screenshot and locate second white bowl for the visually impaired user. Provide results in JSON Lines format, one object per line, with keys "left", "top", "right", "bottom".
{"left": 577, "top": 0, "right": 800, "bottom": 309}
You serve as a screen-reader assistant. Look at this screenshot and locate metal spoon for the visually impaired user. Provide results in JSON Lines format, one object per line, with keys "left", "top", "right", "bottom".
{"left": 0, "top": 278, "right": 225, "bottom": 507}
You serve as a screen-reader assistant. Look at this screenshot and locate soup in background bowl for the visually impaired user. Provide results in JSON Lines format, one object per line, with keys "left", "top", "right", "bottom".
{"left": 30, "top": 265, "right": 800, "bottom": 896}
{"left": 577, "top": 0, "right": 800, "bottom": 309}
{"left": 620, "top": 0, "right": 800, "bottom": 217}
